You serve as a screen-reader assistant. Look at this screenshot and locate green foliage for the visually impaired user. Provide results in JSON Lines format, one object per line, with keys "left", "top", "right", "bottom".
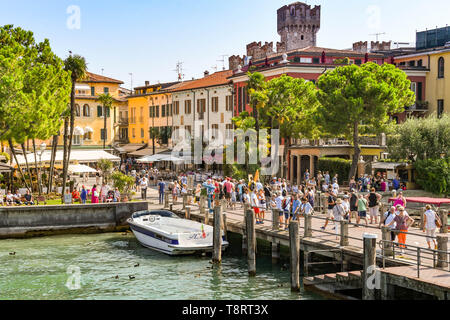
{"left": 317, "top": 157, "right": 352, "bottom": 181}
{"left": 333, "top": 57, "right": 350, "bottom": 65}
{"left": 387, "top": 114, "right": 450, "bottom": 161}
{"left": 98, "top": 159, "right": 113, "bottom": 183}
{"left": 414, "top": 158, "right": 450, "bottom": 196}
{"left": 111, "top": 171, "right": 135, "bottom": 195}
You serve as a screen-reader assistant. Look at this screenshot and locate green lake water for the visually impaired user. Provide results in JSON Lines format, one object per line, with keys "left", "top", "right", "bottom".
{"left": 0, "top": 233, "right": 324, "bottom": 300}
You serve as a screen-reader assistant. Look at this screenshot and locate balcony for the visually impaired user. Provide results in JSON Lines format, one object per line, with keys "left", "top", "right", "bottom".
{"left": 118, "top": 118, "right": 128, "bottom": 126}
{"left": 406, "top": 101, "right": 429, "bottom": 112}
{"left": 129, "top": 117, "right": 136, "bottom": 124}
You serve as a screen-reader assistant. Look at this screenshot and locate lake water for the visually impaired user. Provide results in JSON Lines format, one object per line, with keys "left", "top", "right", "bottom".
{"left": 0, "top": 233, "right": 324, "bottom": 300}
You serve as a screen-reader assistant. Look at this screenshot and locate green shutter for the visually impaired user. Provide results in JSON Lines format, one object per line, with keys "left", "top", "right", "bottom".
{"left": 97, "top": 106, "right": 102, "bottom": 117}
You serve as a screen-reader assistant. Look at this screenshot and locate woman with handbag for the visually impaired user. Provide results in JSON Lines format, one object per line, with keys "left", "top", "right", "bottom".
{"left": 387, "top": 206, "right": 414, "bottom": 254}
{"left": 423, "top": 204, "right": 442, "bottom": 250}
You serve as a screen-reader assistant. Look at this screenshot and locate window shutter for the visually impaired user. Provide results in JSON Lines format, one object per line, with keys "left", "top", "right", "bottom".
{"left": 97, "top": 106, "right": 102, "bottom": 117}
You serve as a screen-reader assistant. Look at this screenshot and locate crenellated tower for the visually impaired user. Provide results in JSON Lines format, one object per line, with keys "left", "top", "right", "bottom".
{"left": 277, "top": 2, "right": 321, "bottom": 51}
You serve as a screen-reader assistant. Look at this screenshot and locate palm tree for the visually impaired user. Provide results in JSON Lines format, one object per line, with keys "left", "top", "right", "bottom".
{"left": 97, "top": 93, "right": 114, "bottom": 150}
{"left": 62, "top": 54, "right": 87, "bottom": 200}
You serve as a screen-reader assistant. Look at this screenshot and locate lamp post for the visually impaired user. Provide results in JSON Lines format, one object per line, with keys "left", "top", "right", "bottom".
{"left": 38, "top": 142, "right": 47, "bottom": 195}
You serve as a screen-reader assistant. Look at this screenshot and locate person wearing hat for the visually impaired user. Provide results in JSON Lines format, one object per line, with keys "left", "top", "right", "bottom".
{"left": 342, "top": 194, "right": 350, "bottom": 220}
{"left": 386, "top": 206, "right": 414, "bottom": 254}
{"left": 332, "top": 198, "right": 346, "bottom": 240}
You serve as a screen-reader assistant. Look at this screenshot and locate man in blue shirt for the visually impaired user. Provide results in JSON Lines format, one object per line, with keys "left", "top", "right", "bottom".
{"left": 80, "top": 186, "right": 87, "bottom": 204}
{"left": 291, "top": 194, "right": 301, "bottom": 221}
{"left": 392, "top": 176, "right": 400, "bottom": 191}
{"left": 158, "top": 179, "right": 166, "bottom": 204}
{"left": 202, "top": 180, "right": 216, "bottom": 213}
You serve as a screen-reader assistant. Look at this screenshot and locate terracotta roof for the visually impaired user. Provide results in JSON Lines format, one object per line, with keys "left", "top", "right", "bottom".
{"left": 81, "top": 72, "right": 124, "bottom": 84}
{"left": 134, "top": 81, "right": 180, "bottom": 91}
{"left": 263, "top": 46, "right": 385, "bottom": 60}
{"left": 170, "top": 70, "right": 233, "bottom": 92}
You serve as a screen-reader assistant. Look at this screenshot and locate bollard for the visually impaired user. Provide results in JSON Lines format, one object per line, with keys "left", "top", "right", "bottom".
{"left": 222, "top": 213, "right": 228, "bottom": 242}
{"left": 272, "top": 209, "right": 280, "bottom": 231}
{"left": 381, "top": 226, "right": 394, "bottom": 257}
{"left": 185, "top": 206, "right": 191, "bottom": 220}
{"left": 304, "top": 214, "right": 312, "bottom": 238}
{"left": 182, "top": 194, "right": 188, "bottom": 210}
{"left": 246, "top": 208, "right": 256, "bottom": 276}
{"left": 340, "top": 220, "right": 349, "bottom": 246}
{"left": 271, "top": 240, "right": 280, "bottom": 263}
{"left": 321, "top": 195, "right": 327, "bottom": 215}
{"left": 289, "top": 221, "right": 300, "bottom": 292}
{"left": 362, "top": 233, "right": 378, "bottom": 300}
{"left": 164, "top": 193, "right": 169, "bottom": 208}
{"left": 242, "top": 204, "right": 249, "bottom": 255}
{"left": 439, "top": 209, "right": 448, "bottom": 234}
{"left": 379, "top": 203, "right": 385, "bottom": 225}
{"left": 436, "top": 235, "right": 448, "bottom": 269}
{"left": 212, "top": 206, "right": 223, "bottom": 264}
{"left": 221, "top": 199, "right": 227, "bottom": 212}
{"left": 169, "top": 204, "right": 173, "bottom": 212}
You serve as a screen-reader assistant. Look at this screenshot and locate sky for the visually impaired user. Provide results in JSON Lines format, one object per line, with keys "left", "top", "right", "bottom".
{"left": 1, "top": 0, "right": 449, "bottom": 90}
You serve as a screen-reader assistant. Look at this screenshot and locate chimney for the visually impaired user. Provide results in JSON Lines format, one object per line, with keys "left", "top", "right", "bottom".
{"left": 145, "top": 81, "right": 149, "bottom": 86}
{"left": 204, "top": 70, "right": 210, "bottom": 77}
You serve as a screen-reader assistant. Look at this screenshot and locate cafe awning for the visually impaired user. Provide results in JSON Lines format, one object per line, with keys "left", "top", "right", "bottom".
{"left": 13, "top": 150, "right": 120, "bottom": 165}
{"left": 372, "top": 162, "right": 406, "bottom": 170}
{"left": 129, "top": 148, "right": 169, "bottom": 157}
{"left": 68, "top": 164, "right": 98, "bottom": 173}
{"left": 0, "top": 163, "right": 12, "bottom": 172}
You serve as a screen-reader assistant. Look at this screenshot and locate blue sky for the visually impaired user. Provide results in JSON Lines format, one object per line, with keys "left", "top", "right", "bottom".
{"left": 1, "top": 0, "right": 449, "bottom": 89}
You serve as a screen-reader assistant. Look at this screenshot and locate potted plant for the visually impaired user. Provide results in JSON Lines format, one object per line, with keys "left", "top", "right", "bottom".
{"left": 111, "top": 171, "right": 135, "bottom": 202}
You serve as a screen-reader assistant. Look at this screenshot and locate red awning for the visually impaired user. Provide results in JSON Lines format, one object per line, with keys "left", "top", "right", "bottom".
{"left": 389, "top": 197, "right": 450, "bottom": 207}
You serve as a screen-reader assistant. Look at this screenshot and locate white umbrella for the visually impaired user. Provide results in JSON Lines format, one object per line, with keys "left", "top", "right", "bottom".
{"left": 68, "top": 164, "right": 98, "bottom": 173}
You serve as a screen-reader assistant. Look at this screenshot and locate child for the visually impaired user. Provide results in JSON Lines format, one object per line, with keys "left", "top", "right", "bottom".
{"left": 231, "top": 186, "right": 237, "bottom": 210}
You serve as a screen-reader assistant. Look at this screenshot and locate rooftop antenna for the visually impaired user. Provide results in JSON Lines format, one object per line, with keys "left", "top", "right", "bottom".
{"left": 101, "top": 68, "right": 104, "bottom": 75}
{"left": 173, "top": 61, "right": 185, "bottom": 81}
{"left": 211, "top": 65, "right": 218, "bottom": 72}
{"left": 370, "top": 32, "right": 386, "bottom": 41}
{"left": 217, "top": 55, "right": 229, "bottom": 70}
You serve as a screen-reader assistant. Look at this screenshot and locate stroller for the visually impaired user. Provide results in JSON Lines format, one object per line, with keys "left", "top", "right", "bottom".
{"left": 106, "top": 190, "right": 115, "bottom": 203}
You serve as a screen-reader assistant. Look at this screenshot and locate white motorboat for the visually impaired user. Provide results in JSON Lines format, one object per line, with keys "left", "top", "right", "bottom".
{"left": 127, "top": 210, "right": 229, "bottom": 256}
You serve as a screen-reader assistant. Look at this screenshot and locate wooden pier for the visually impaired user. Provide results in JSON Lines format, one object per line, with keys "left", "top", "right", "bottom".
{"left": 148, "top": 196, "right": 450, "bottom": 300}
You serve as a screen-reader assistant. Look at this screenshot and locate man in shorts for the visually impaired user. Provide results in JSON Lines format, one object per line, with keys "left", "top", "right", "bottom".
{"left": 356, "top": 194, "right": 368, "bottom": 227}
{"left": 321, "top": 189, "right": 336, "bottom": 230}
{"left": 366, "top": 188, "right": 382, "bottom": 224}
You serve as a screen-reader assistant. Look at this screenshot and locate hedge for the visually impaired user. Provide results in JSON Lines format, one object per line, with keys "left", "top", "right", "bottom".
{"left": 414, "top": 157, "right": 450, "bottom": 196}
{"left": 317, "top": 157, "right": 352, "bottom": 182}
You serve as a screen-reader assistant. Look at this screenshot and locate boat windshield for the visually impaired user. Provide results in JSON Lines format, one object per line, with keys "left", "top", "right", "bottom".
{"left": 132, "top": 210, "right": 180, "bottom": 219}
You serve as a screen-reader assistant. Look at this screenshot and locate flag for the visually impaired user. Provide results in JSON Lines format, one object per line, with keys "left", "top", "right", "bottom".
{"left": 254, "top": 169, "right": 260, "bottom": 183}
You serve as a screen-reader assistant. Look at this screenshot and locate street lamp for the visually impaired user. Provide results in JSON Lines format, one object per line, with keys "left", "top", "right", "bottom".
{"left": 38, "top": 142, "right": 47, "bottom": 195}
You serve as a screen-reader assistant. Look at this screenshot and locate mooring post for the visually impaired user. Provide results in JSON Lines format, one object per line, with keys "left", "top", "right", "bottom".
{"left": 321, "top": 195, "right": 327, "bottom": 215}
{"left": 213, "top": 205, "right": 223, "bottom": 264}
{"left": 242, "top": 204, "right": 249, "bottom": 255}
{"left": 340, "top": 220, "right": 349, "bottom": 246}
{"left": 271, "top": 239, "right": 280, "bottom": 263}
{"left": 420, "top": 208, "right": 426, "bottom": 230}
{"left": 185, "top": 206, "right": 191, "bottom": 220}
{"left": 380, "top": 203, "right": 385, "bottom": 225}
{"left": 221, "top": 199, "right": 227, "bottom": 212}
{"left": 246, "top": 208, "right": 256, "bottom": 276}
{"left": 169, "top": 204, "right": 173, "bottom": 212}
{"left": 289, "top": 221, "right": 300, "bottom": 292}
{"left": 381, "top": 226, "right": 394, "bottom": 257}
{"left": 304, "top": 213, "right": 312, "bottom": 238}
{"left": 222, "top": 213, "right": 228, "bottom": 242}
{"left": 363, "top": 233, "right": 378, "bottom": 301}
{"left": 272, "top": 208, "right": 280, "bottom": 230}
{"left": 182, "top": 194, "right": 187, "bottom": 210}
{"left": 439, "top": 209, "right": 448, "bottom": 234}
{"left": 436, "top": 235, "right": 449, "bottom": 269}
{"left": 164, "top": 193, "right": 169, "bottom": 208}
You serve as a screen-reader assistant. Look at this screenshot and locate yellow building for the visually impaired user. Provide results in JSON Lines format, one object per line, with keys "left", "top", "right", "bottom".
{"left": 127, "top": 81, "right": 183, "bottom": 153}
{"left": 64, "top": 72, "right": 128, "bottom": 148}
{"left": 395, "top": 46, "right": 449, "bottom": 116}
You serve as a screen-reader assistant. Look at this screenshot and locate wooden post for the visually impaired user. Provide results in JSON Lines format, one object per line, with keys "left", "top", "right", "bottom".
{"left": 242, "top": 204, "right": 249, "bottom": 255}
{"left": 436, "top": 235, "right": 448, "bottom": 269}
{"left": 246, "top": 208, "right": 256, "bottom": 276}
{"left": 185, "top": 206, "right": 191, "bottom": 220}
{"left": 340, "top": 220, "right": 349, "bottom": 246}
{"left": 212, "top": 206, "right": 223, "bottom": 264}
{"left": 420, "top": 208, "right": 426, "bottom": 230}
{"left": 222, "top": 213, "right": 228, "bottom": 242}
{"left": 271, "top": 239, "right": 280, "bottom": 263}
{"left": 182, "top": 194, "right": 187, "bottom": 210}
{"left": 304, "top": 213, "right": 312, "bottom": 238}
{"left": 439, "top": 209, "right": 448, "bottom": 234}
{"left": 169, "top": 204, "right": 173, "bottom": 211}
{"left": 381, "top": 226, "right": 394, "bottom": 257}
{"left": 363, "top": 233, "right": 378, "bottom": 300}
{"left": 164, "top": 193, "right": 169, "bottom": 208}
{"left": 379, "top": 203, "right": 385, "bottom": 225}
{"left": 321, "top": 195, "right": 327, "bottom": 215}
{"left": 272, "top": 208, "right": 280, "bottom": 230}
{"left": 289, "top": 221, "right": 300, "bottom": 292}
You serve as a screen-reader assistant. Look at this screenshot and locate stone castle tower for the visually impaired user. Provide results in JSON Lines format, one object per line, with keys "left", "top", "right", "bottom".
{"left": 277, "top": 2, "right": 321, "bottom": 51}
